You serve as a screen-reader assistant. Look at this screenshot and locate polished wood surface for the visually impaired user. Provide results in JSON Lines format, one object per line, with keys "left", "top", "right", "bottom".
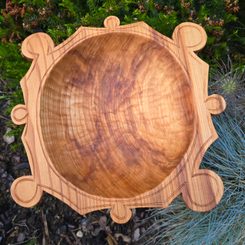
{"left": 11, "top": 16, "right": 226, "bottom": 223}
{"left": 41, "top": 33, "right": 194, "bottom": 198}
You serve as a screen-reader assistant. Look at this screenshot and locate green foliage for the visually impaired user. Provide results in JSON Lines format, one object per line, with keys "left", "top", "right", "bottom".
{"left": 0, "top": 0, "right": 243, "bottom": 144}
{"left": 0, "top": 43, "right": 28, "bottom": 113}
{"left": 209, "top": 57, "right": 245, "bottom": 123}
{"left": 0, "top": 2, "right": 244, "bottom": 241}
{"left": 24, "top": 239, "right": 38, "bottom": 245}
{"left": 0, "top": 0, "right": 242, "bottom": 55}
{"left": 140, "top": 113, "right": 245, "bottom": 244}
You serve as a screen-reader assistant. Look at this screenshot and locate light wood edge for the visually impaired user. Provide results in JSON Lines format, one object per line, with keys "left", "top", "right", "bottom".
{"left": 11, "top": 104, "right": 28, "bottom": 125}
{"left": 11, "top": 16, "right": 225, "bottom": 223}
{"left": 205, "top": 94, "right": 226, "bottom": 115}
{"left": 11, "top": 176, "right": 43, "bottom": 208}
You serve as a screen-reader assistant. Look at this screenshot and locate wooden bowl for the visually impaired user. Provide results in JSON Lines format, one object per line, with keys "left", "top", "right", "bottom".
{"left": 11, "top": 16, "right": 226, "bottom": 223}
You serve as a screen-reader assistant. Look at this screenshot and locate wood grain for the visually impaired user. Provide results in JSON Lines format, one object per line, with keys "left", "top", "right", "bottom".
{"left": 41, "top": 33, "right": 194, "bottom": 198}
{"left": 11, "top": 16, "right": 226, "bottom": 223}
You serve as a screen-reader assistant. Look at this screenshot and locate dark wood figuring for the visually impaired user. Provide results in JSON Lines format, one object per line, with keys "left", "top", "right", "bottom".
{"left": 41, "top": 33, "right": 194, "bottom": 197}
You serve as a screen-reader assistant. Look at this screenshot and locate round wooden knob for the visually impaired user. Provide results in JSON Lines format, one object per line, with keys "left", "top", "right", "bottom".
{"left": 21, "top": 33, "right": 54, "bottom": 59}
{"left": 110, "top": 203, "right": 132, "bottom": 224}
{"left": 205, "top": 94, "right": 226, "bottom": 114}
{"left": 11, "top": 176, "right": 43, "bottom": 207}
{"left": 104, "top": 16, "right": 120, "bottom": 29}
{"left": 11, "top": 104, "right": 28, "bottom": 125}
{"left": 173, "top": 22, "right": 207, "bottom": 51}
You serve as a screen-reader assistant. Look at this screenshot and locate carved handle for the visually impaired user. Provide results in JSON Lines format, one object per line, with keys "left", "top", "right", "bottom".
{"left": 205, "top": 94, "right": 226, "bottom": 115}
{"left": 172, "top": 22, "right": 207, "bottom": 51}
{"left": 11, "top": 104, "right": 28, "bottom": 125}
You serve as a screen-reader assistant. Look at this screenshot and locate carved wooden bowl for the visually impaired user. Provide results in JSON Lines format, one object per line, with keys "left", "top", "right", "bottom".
{"left": 11, "top": 16, "right": 226, "bottom": 223}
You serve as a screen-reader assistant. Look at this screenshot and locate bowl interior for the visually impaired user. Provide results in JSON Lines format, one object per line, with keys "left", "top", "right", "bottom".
{"left": 40, "top": 32, "right": 194, "bottom": 198}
